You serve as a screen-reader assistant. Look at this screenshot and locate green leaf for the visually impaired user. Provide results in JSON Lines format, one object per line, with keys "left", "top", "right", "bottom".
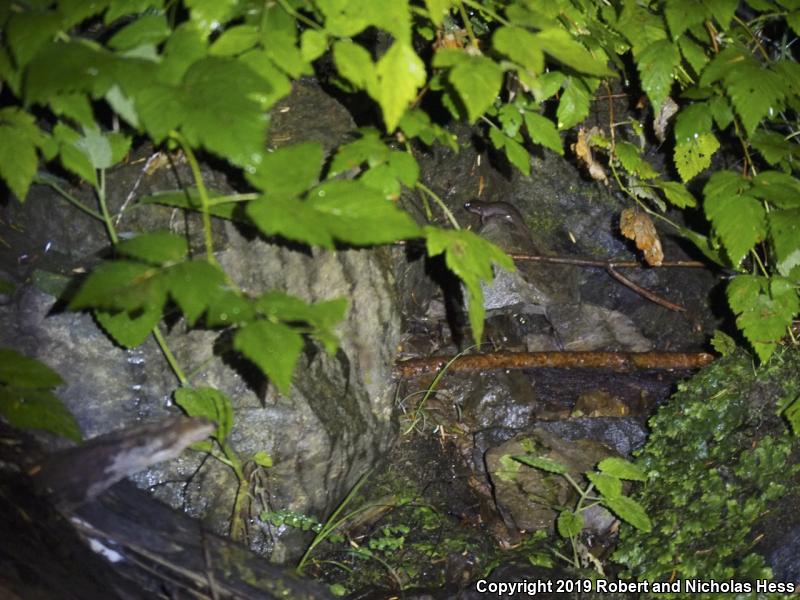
{"left": 95, "top": 307, "right": 162, "bottom": 347}
{"left": 174, "top": 386, "right": 233, "bottom": 440}
{"left": 493, "top": 26, "right": 544, "bottom": 75}
{"left": 615, "top": 142, "right": 658, "bottom": 179}
{"left": 307, "top": 180, "right": 423, "bottom": 244}
{"left": 0, "top": 348, "right": 63, "bottom": 389}
{"left": 205, "top": 291, "right": 256, "bottom": 326}
{"left": 139, "top": 189, "right": 239, "bottom": 220}
{"left": 523, "top": 112, "right": 562, "bottom": 155}
{"left": 751, "top": 130, "right": 795, "bottom": 166}
{"left": 256, "top": 292, "right": 347, "bottom": 354}
{"left": 234, "top": 320, "right": 304, "bottom": 393}
{"left": 0, "top": 107, "right": 47, "bottom": 200}
{"left": 728, "top": 275, "right": 799, "bottom": 362}
{"left": 300, "top": 29, "right": 328, "bottom": 62}
{"left": 444, "top": 54, "right": 503, "bottom": 124}
{"left": 0, "top": 386, "right": 81, "bottom": 442}
{"left": 769, "top": 209, "right": 800, "bottom": 276}
{"left": 330, "top": 129, "right": 389, "bottom": 175}
{"left": 159, "top": 22, "right": 208, "bottom": 85}
{"left": 333, "top": 41, "right": 376, "bottom": 90}
{"left": 238, "top": 50, "right": 292, "bottom": 110}
{"left": 725, "top": 62, "right": 785, "bottom": 134}
{"left": 557, "top": 76, "right": 593, "bottom": 130}
{"left": 710, "top": 329, "right": 737, "bottom": 356}
{"left": 246, "top": 142, "right": 323, "bottom": 199}
{"left": 26, "top": 41, "right": 115, "bottom": 104}
{"left": 108, "top": 14, "right": 169, "bottom": 50}
{"left": 178, "top": 57, "right": 272, "bottom": 168}
{"left": 115, "top": 232, "right": 188, "bottom": 265}
{"left": 513, "top": 455, "right": 568, "bottom": 474}
{"left": 637, "top": 39, "right": 679, "bottom": 114}
{"left": 704, "top": 173, "right": 766, "bottom": 265}
{"left": 388, "top": 151, "right": 419, "bottom": 187}
{"left": 424, "top": 226, "right": 513, "bottom": 345}
{"left": 209, "top": 24, "right": 258, "bottom": 56}
{"left": 673, "top": 103, "right": 713, "bottom": 144}
{"left": 185, "top": 0, "right": 239, "bottom": 35}
{"left": 587, "top": 472, "right": 622, "bottom": 499}
{"left": 604, "top": 495, "right": 652, "bottom": 532}
{"left": 424, "top": 0, "right": 452, "bottom": 26}
{"left": 674, "top": 132, "right": 719, "bottom": 182}
{"left": 399, "top": 109, "right": 457, "bottom": 148}
{"left": 557, "top": 509, "right": 584, "bottom": 538}
{"left": 504, "top": 136, "right": 531, "bottom": 176}
{"left": 664, "top": 0, "right": 707, "bottom": 38}
{"left": 166, "top": 260, "right": 228, "bottom": 325}
{"left": 70, "top": 261, "right": 167, "bottom": 312}
{"left": 253, "top": 450, "right": 273, "bottom": 468}
{"left": 247, "top": 195, "right": 336, "bottom": 247}
{"left": 751, "top": 171, "right": 800, "bottom": 209}
{"left": 104, "top": 0, "right": 163, "bottom": 24}
{"left": 50, "top": 94, "right": 95, "bottom": 128}
{"left": 368, "top": 42, "right": 426, "bottom": 131}
{"left": 598, "top": 457, "right": 647, "bottom": 481}
{"left": 656, "top": 181, "right": 697, "bottom": 208}
{"left": 535, "top": 28, "right": 612, "bottom": 77}
{"left": 6, "top": 10, "right": 63, "bottom": 69}
{"left": 784, "top": 395, "right": 800, "bottom": 436}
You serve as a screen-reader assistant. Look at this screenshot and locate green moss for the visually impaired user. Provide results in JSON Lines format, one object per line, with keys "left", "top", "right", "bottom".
{"left": 614, "top": 349, "right": 800, "bottom": 599}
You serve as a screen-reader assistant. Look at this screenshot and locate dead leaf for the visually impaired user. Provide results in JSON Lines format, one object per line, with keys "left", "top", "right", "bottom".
{"left": 620, "top": 207, "right": 664, "bottom": 266}
{"left": 571, "top": 127, "right": 608, "bottom": 185}
{"left": 654, "top": 97, "right": 679, "bottom": 143}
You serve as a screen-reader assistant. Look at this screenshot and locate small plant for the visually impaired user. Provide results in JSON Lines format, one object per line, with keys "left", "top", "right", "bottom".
{"left": 513, "top": 455, "right": 651, "bottom": 573}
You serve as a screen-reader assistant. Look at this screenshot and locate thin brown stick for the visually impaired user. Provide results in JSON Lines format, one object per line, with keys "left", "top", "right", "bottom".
{"left": 606, "top": 266, "right": 686, "bottom": 312}
{"left": 394, "top": 351, "right": 715, "bottom": 379}
{"left": 507, "top": 252, "right": 707, "bottom": 269}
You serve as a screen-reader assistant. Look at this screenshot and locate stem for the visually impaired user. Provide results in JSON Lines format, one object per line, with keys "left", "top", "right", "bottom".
{"left": 96, "top": 169, "right": 119, "bottom": 245}
{"left": 152, "top": 326, "right": 188, "bottom": 385}
{"left": 415, "top": 182, "right": 461, "bottom": 229}
{"left": 169, "top": 131, "right": 217, "bottom": 265}
{"left": 38, "top": 178, "right": 105, "bottom": 221}
{"left": 733, "top": 15, "right": 771, "bottom": 62}
{"left": 456, "top": 0, "right": 478, "bottom": 49}
{"left": 461, "top": 0, "right": 510, "bottom": 27}
{"left": 275, "top": 0, "right": 323, "bottom": 31}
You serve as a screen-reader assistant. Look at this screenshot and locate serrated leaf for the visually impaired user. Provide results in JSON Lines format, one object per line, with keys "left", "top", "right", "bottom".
{"left": 329, "top": 129, "right": 389, "bottom": 175}
{"left": 307, "top": 180, "right": 423, "bottom": 244}
{"left": 769, "top": 209, "right": 800, "bottom": 276}
{"left": 246, "top": 142, "right": 323, "bottom": 199}
{"left": 504, "top": 136, "right": 531, "bottom": 176}
{"left": 445, "top": 54, "right": 503, "bottom": 124}
{"left": 234, "top": 320, "right": 304, "bottom": 393}
{"left": 598, "top": 457, "right": 647, "bottom": 481}
{"left": 139, "top": 189, "right": 239, "bottom": 220}
{"left": 6, "top": 11, "right": 63, "bottom": 69}
{"left": 159, "top": 22, "right": 207, "bottom": 84}
{"left": 587, "top": 472, "right": 622, "bottom": 499}
{"left": 706, "top": 0, "right": 739, "bottom": 30}
{"left": 664, "top": 0, "right": 707, "bottom": 38}
{"left": 205, "top": 291, "right": 256, "bottom": 327}
{"left": 493, "top": 26, "right": 544, "bottom": 75}
{"left": 247, "top": 195, "right": 335, "bottom": 247}
{"left": 604, "top": 495, "right": 652, "bottom": 532}
{"left": 174, "top": 386, "right": 233, "bottom": 440}
{"left": 50, "top": 93, "right": 95, "bottom": 128}
{"left": 25, "top": 41, "right": 116, "bottom": 104}
{"left": 615, "top": 141, "right": 658, "bottom": 179}
{"left": 710, "top": 329, "right": 737, "bottom": 356}
{"left": 116, "top": 232, "right": 188, "bottom": 265}
{"left": 637, "top": 39, "right": 679, "bottom": 114}
{"left": 673, "top": 103, "right": 713, "bottom": 144}
{"left": 674, "top": 132, "right": 719, "bottom": 182}
{"left": 705, "top": 191, "right": 766, "bottom": 266}
{"left": 108, "top": 14, "right": 169, "bottom": 50}
{"left": 513, "top": 455, "right": 568, "bottom": 474}
{"left": 725, "top": 62, "right": 785, "bottom": 134}
{"left": 424, "top": 226, "right": 513, "bottom": 345}
{"left": 388, "top": 151, "right": 419, "bottom": 187}
{"left": 368, "top": 42, "right": 426, "bottom": 131}
{"left": 104, "top": 0, "right": 163, "bottom": 24}
{"left": 784, "top": 395, "right": 800, "bottom": 436}
{"left": 255, "top": 292, "right": 347, "bottom": 354}
{"left": 678, "top": 34, "right": 709, "bottom": 74}
{"left": 69, "top": 261, "right": 166, "bottom": 312}
{"left": 557, "top": 510, "right": 584, "bottom": 538}
{"left": 523, "top": 112, "right": 562, "bottom": 155}
{"left": 751, "top": 171, "right": 800, "bottom": 209}
{"left": 0, "top": 348, "right": 63, "bottom": 388}
{"left": 557, "top": 76, "right": 592, "bottom": 129}
{"left": 95, "top": 307, "right": 162, "bottom": 347}
{"left": 0, "top": 386, "right": 81, "bottom": 442}
{"left": 0, "top": 108, "right": 45, "bottom": 200}
{"left": 167, "top": 260, "right": 228, "bottom": 325}
{"left": 535, "top": 28, "right": 612, "bottom": 77}
{"left": 238, "top": 50, "right": 292, "bottom": 110}
{"left": 333, "top": 41, "right": 376, "bottom": 90}
{"left": 657, "top": 180, "right": 697, "bottom": 208}
{"left": 751, "top": 130, "right": 794, "bottom": 166}
{"left": 185, "top": 0, "right": 239, "bottom": 35}
{"left": 361, "top": 164, "right": 401, "bottom": 199}
{"left": 209, "top": 24, "right": 258, "bottom": 56}
{"left": 253, "top": 450, "right": 273, "bottom": 468}
{"left": 727, "top": 275, "right": 799, "bottom": 362}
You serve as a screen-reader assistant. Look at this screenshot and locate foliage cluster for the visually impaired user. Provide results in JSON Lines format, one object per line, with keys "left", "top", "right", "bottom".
{"left": 614, "top": 349, "right": 800, "bottom": 596}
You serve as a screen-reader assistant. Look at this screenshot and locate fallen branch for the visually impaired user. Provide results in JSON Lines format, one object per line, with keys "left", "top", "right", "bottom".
{"left": 606, "top": 266, "right": 686, "bottom": 312}
{"left": 394, "top": 351, "right": 715, "bottom": 378}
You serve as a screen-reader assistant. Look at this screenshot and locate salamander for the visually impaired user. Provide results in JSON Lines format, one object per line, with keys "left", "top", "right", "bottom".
{"left": 463, "top": 200, "right": 528, "bottom": 232}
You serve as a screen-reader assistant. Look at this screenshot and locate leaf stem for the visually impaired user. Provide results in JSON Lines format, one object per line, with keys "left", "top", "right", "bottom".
{"left": 152, "top": 326, "right": 188, "bottom": 385}
{"left": 37, "top": 177, "right": 105, "bottom": 221}
{"left": 96, "top": 168, "right": 119, "bottom": 245}
{"left": 275, "top": 0, "right": 323, "bottom": 31}
{"left": 461, "top": 0, "right": 510, "bottom": 27}
{"left": 169, "top": 131, "right": 217, "bottom": 265}
{"left": 415, "top": 182, "right": 461, "bottom": 229}
{"left": 456, "top": 0, "right": 478, "bottom": 49}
